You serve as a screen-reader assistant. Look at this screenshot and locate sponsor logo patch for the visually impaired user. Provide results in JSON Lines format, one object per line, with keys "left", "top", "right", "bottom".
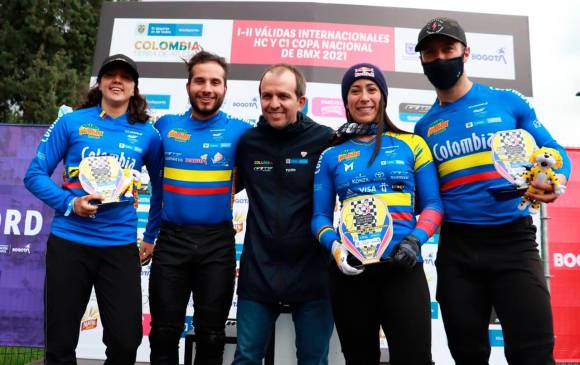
{"left": 79, "top": 124, "right": 104, "bottom": 139}
{"left": 167, "top": 128, "right": 191, "bottom": 142}
{"left": 426, "top": 120, "right": 449, "bottom": 137}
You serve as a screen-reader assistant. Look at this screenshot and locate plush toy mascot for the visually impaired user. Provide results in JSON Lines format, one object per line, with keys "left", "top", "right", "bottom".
{"left": 518, "top": 147, "right": 566, "bottom": 212}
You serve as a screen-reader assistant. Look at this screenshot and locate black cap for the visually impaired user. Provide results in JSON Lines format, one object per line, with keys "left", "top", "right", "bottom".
{"left": 97, "top": 54, "right": 139, "bottom": 82}
{"left": 415, "top": 17, "right": 467, "bottom": 52}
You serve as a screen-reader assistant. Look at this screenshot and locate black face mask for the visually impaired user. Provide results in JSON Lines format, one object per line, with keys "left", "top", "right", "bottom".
{"left": 422, "top": 56, "right": 464, "bottom": 90}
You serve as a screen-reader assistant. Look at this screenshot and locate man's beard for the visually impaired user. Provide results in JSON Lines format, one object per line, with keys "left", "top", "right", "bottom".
{"left": 189, "top": 93, "right": 224, "bottom": 118}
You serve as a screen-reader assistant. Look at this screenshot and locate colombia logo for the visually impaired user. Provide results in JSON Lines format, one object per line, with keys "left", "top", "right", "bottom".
{"left": 79, "top": 124, "right": 104, "bottom": 139}
{"left": 167, "top": 128, "right": 191, "bottom": 142}
{"left": 427, "top": 119, "right": 448, "bottom": 137}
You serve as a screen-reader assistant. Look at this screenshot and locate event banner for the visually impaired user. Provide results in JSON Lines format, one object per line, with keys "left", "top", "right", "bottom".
{"left": 549, "top": 149, "right": 580, "bottom": 362}
{"left": 86, "top": 2, "right": 535, "bottom": 363}
{"left": 1, "top": 1, "right": 547, "bottom": 364}
{"left": 0, "top": 125, "right": 60, "bottom": 347}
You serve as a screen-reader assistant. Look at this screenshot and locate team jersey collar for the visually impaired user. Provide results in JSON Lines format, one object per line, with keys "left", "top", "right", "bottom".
{"left": 436, "top": 82, "right": 478, "bottom": 109}
{"left": 187, "top": 108, "right": 223, "bottom": 129}
{"left": 97, "top": 105, "right": 129, "bottom": 122}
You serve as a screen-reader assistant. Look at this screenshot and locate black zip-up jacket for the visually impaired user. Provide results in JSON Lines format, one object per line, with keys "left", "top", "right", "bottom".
{"left": 236, "top": 112, "right": 334, "bottom": 304}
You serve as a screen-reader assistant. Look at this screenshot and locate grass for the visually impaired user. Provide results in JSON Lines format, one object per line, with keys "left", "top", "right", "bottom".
{"left": 0, "top": 347, "right": 43, "bottom": 365}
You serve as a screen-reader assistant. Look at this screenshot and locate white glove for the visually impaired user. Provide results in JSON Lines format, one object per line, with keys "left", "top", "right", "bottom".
{"left": 555, "top": 184, "right": 566, "bottom": 196}
{"left": 332, "top": 241, "right": 363, "bottom": 276}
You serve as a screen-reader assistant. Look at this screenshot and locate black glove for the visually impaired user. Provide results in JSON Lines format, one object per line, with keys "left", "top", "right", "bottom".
{"left": 393, "top": 235, "right": 420, "bottom": 269}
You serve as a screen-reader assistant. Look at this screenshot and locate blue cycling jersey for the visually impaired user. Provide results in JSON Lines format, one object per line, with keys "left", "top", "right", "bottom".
{"left": 151, "top": 110, "right": 252, "bottom": 234}
{"left": 414, "top": 83, "right": 571, "bottom": 224}
{"left": 24, "top": 106, "right": 163, "bottom": 246}
{"left": 311, "top": 132, "right": 443, "bottom": 260}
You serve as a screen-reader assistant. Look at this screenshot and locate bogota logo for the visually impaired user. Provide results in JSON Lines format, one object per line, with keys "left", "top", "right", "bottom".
{"left": 427, "top": 120, "right": 449, "bottom": 137}
{"left": 79, "top": 124, "right": 104, "bottom": 138}
{"left": 168, "top": 128, "right": 191, "bottom": 142}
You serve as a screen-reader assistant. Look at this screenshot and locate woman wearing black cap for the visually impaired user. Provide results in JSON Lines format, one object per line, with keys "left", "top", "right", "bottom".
{"left": 311, "top": 63, "right": 443, "bottom": 364}
{"left": 24, "top": 54, "right": 163, "bottom": 364}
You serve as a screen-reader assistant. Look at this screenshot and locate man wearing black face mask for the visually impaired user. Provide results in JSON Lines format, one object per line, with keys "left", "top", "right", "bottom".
{"left": 414, "top": 17, "right": 571, "bottom": 365}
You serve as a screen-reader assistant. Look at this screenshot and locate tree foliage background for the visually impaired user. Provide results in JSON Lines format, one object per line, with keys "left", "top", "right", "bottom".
{"left": 0, "top": 0, "right": 105, "bottom": 124}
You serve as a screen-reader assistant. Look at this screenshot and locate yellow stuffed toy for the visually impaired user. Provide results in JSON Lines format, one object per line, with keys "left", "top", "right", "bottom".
{"left": 517, "top": 147, "right": 566, "bottom": 213}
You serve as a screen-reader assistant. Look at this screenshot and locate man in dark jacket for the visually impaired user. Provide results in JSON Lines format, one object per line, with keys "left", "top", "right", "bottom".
{"left": 232, "top": 64, "right": 334, "bottom": 365}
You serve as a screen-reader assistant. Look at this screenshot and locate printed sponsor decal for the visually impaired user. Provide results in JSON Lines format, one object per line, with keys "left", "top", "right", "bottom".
{"left": 167, "top": 128, "right": 191, "bottom": 142}
{"left": 202, "top": 143, "right": 232, "bottom": 148}
{"left": 553, "top": 252, "right": 580, "bottom": 268}
{"left": 184, "top": 154, "right": 208, "bottom": 164}
{"left": 488, "top": 329, "right": 504, "bottom": 347}
{"left": 144, "top": 94, "right": 171, "bottom": 110}
{"left": 80, "top": 307, "right": 99, "bottom": 331}
{"left": 432, "top": 132, "right": 494, "bottom": 161}
{"left": 354, "top": 66, "right": 374, "bottom": 77}
{"left": 426, "top": 120, "right": 448, "bottom": 137}
{"left": 109, "top": 19, "right": 232, "bottom": 63}
{"left": 0, "top": 244, "right": 10, "bottom": 254}
{"left": 471, "top": 47, "right": 507, "bottom": 64}
{"left": 146, "top": 23, "right": 204, "bottom": 37}
{"left": 399, "top": 103, "right": 431, "bottom": 123}
{"left": 312, "top": 97, "right": 345, "bottom": 118}
{"left": 285, "top": 158, "right": 308, "bottom": 165}
{"left": 253, "top": 160, "right": 273, "bottom": 172}
{"left": 229, "top": 97, "right": 259, "bottom": 110}
{"left": 231, "top": 20, "right": 394, "bottom": 70}
{"left": 11, "top": 244, "right": 31, "bottom": 254}
{"left": 338, "top": 150, "right": 360, "bottom": 162}
{"left": 79, "top": 124, "right": 104, "bottom": 139}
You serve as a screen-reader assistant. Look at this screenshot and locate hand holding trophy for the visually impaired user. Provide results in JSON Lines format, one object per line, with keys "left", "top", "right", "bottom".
{"left": 338, "top": 194, "right": 394, "bottom": 269}
{"left": 78, "top": 155, "right": 133, "bottom": 205}
{"left": 488, "top": 129, "right": 537, "bottom": 200}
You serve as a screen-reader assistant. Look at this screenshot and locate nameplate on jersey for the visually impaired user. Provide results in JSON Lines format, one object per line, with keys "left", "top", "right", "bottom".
{"left": 339, "top": 194, "right": 393, "bottom": 265}
{"left": 79, "top": 155, "right": 132, "bottom": 205}
{"left": 489, "top": 129, "right": 536, "bottom": 200}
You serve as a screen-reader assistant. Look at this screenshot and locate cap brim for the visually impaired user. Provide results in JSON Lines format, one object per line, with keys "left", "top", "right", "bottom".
{"left": 415, "top": 33, "right": 466, "bottom": 52}
{"left": 98, "top": 60, "right": 139, "bottom": 81}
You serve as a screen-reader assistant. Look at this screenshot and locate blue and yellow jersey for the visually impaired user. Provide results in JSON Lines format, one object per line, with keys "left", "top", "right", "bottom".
{"left": 153, "top": 110, "right": 252, "bottom": 230}
{"left": 311, "top": 132, "right": 443, "bottom": 260}
{"left": 24, "top": 106, "right": 164, "bottom": 247}
{"left": 415, "top": 83, "right": 571, "bottom": 224}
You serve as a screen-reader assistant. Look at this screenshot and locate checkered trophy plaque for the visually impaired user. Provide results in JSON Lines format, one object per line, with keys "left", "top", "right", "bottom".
{"left": 78, "top": 155, "right": 131, "bottom": 204}
{"left": 339, "top": 194, "right": 394, "bottom": 265}
{"left": 488, "top": 129, "right": 537, "bottom": 200}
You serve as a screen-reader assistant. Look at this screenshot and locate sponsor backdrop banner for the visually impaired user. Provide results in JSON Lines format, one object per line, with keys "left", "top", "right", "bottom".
{"left": 548, "top": 149, "right": 580, "bottom": 362}
{"left": 88, "top": 2, "right": 534, "bottom": 363}
{"left": 0, "top": 125, "right": 61, "bottom": 347}
{"left": 7, "top": 2, "right": 576, "bottom": 365}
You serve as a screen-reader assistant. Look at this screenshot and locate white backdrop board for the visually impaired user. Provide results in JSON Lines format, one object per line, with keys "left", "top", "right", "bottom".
{"left": 78, "top": 2, "right": 535, "bottom": 363}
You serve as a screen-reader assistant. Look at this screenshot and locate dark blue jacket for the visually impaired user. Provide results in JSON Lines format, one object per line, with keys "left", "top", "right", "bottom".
{"left": 236, "top": 112, "right": 333, "bottom": 304}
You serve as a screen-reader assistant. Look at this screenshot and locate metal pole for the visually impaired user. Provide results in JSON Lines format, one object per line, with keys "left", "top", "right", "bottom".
{"left": 540, "top": 203, "right": 551, "bottom": 290}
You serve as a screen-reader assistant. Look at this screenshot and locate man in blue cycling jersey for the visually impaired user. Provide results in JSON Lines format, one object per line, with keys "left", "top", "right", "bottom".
{"left": 143, "top": 51, "right": 252, "bottom": 365}
{"left": 414, "top": 17, "right": 571, "bottom": 365}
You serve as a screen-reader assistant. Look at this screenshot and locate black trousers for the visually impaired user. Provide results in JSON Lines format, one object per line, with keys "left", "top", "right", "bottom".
{"left": 148, "top": 221, "right": 236, "bottom": 365}
{"left": 436, "top": 216, "right": 555, "bottom": 365}
{"left": 329, "top": 262, "right": 432, "bottom": 365}
{"left": 45, "top": 234, "right": 142, "bottom": 365}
